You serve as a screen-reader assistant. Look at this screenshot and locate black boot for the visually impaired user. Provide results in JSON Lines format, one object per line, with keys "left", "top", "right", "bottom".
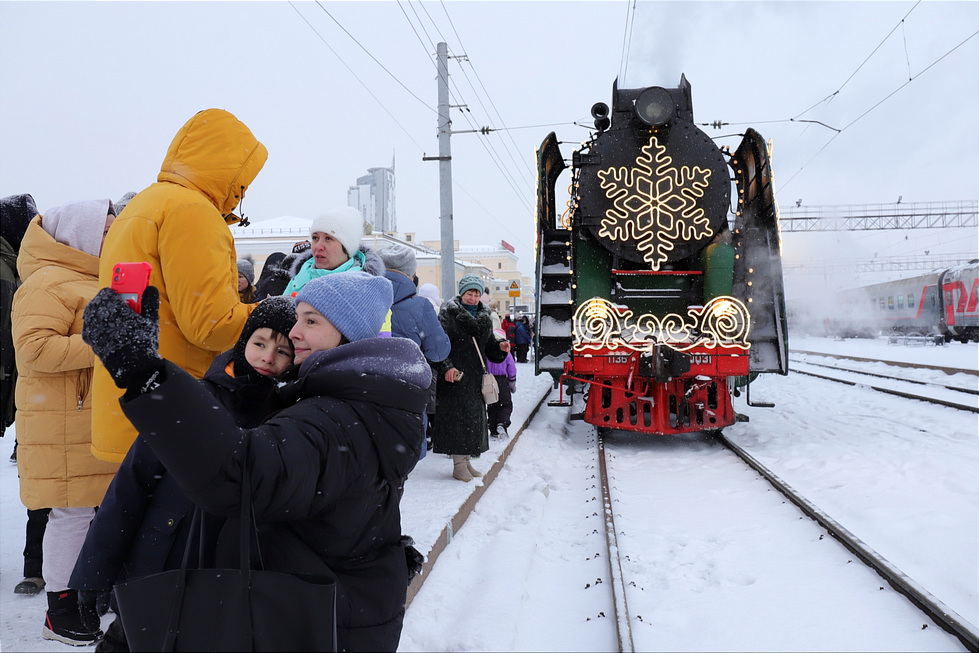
{"left": 95, "top": 616, "right": 130, "bottom": 652}
{"left": 43, "top": 590, "right": 103, "bottom": 646}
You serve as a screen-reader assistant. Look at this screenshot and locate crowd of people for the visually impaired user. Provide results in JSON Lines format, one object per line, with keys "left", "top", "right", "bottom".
{"left": 0, "top": 107, "right": 537, "bottom": 651}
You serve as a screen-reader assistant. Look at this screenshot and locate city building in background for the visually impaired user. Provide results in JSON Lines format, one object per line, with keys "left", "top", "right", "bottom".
{"left": 347, "top": 156, "right": 396, "bottom": 234}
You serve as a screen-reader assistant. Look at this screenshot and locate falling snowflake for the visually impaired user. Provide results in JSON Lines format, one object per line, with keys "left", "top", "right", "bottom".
{"left": 597, "top": 134, "right": 713, "bottom": 270}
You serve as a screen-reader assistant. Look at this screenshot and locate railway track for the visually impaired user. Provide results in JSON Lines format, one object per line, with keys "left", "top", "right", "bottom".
{"left": 792, "top": 349, "right": 979, "bottom": 378}
{"left": 595, "top": 427, "right": 979, "bottom": 653}
{"left": 789, "top": 357, "right": 979, "bottom": 397}
{"left": 789, "top": 364, "right": 979, "bottom": 413}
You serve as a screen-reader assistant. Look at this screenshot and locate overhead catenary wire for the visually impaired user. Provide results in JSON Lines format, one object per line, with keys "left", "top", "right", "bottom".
{"left": 293, "top": 0, "right": 536, "bottom": 253}
{"left": 618, "top": 0, "right": 637, "bottom": 84}
{"left": 286, "top": 1, "right": 429, "bottom": 152}
{"left": 400, "top": 1, "right": 536, "bottom": 216}
{"left": 779, "top": 26, "right": 979, "bottom": 191}
{"left": 398, "top": 0, "right": 535, "bottom": 210}
{"left": 440, "top": 0, "right": 538, "bottom": 183}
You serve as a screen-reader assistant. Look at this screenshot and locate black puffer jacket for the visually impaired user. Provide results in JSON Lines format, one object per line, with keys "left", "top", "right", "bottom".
{"left": 432, "top": 297, "right": 508, "bottom": 456}
{"left": 121, "top": 338, "right": 431, "bottom": 652}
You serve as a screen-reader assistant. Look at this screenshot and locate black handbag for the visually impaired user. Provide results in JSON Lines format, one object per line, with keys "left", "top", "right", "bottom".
{"left": 113, "top": 442, "right": 337, "bottom": 652}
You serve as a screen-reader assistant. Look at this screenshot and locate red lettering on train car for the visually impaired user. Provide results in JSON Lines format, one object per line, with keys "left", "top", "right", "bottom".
{"left": 967, "top": 278, "right": 979, "bottom": 314}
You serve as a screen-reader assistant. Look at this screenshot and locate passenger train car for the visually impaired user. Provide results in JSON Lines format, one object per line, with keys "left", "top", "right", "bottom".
{"left": 534, "top": 76, "right": 788, "bottom": 435}
{"left": 788, "top": 260, "right": 979, "bottom": 342}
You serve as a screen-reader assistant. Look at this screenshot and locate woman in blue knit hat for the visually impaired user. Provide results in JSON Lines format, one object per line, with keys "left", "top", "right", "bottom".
{"left": 432, "top": 273, "right": 511, "bottom": 481}
{"left": 79, "top": 270, "right": 431, "bottom": 651}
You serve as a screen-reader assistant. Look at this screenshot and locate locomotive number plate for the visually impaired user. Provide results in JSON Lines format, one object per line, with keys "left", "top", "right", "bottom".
{"left": 610, "top": 355, "right": 631, "bottom": 364}
{"left": 692, "top": 354, "right": 712, "bottom": 365}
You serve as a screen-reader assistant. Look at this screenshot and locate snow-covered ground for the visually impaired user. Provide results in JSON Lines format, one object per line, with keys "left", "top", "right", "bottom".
{"left": 2, "top": 336, "right": 976, "bottom": 651}
{"left": 399, "top": 336, "right": 978, "bottom": 651}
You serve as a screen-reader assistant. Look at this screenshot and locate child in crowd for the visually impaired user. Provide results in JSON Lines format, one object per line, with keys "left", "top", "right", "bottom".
{"left": 69, "top": 297, "right": 297, "bottom": 652}
{"left": 487, "top": 329, "right": 517, "bottom": 439}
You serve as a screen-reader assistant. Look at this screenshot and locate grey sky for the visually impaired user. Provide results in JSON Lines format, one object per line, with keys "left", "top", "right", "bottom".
{"left": 1, "top": 1, "right": 976, "bottom": 282}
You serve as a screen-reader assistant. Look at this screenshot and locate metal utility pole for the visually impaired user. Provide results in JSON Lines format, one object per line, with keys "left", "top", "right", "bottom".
{"left": 421, "top": 42, "right": 455, "bottom": 303}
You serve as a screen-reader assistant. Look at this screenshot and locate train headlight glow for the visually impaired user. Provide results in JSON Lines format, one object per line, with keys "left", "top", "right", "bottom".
{"left": 634, "top": 87, "right": 675, "bottom": 127}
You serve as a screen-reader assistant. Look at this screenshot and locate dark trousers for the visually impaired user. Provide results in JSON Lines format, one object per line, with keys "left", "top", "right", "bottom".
{"left": 514, "top": 344, "right": 530, "bottom": 363}
{"left": 24, "top": 507, "right": 50, "bottom": 577}
{"left": 487, "top": 375, "right": 514, "bottom": 434}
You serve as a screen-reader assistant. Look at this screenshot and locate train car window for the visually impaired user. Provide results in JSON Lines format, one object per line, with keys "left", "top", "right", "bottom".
{"left": 907, "top": 293, "right": 915, "bottom": 308}
{"left": 897, "top": 295, "right": 905, "bottom": 309}
{"left": 879, "top": 298, "right": 885, "bottom": 310}
{"left": 888, "top": 296, "right": 894, "bottom": 310}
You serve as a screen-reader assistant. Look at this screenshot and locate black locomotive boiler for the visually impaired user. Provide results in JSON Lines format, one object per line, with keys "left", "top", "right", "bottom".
{"left": 534, "top": 76, "right": 788, "bottom": 435}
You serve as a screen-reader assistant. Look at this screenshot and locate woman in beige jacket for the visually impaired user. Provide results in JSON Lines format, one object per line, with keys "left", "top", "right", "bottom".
{"left": 12, "top": 199, "right": 120, "bottom": 646}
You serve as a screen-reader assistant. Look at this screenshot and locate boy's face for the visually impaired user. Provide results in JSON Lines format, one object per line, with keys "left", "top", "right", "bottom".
{"left": 290, "top": 302, "right": 343, "bottom": 365}
{"left": 244, "top": 328, "right": 294, "bottom": 377}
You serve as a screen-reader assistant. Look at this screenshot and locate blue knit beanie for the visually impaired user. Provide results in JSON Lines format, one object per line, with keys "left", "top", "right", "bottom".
{"left": 458, "top": 273, "right": 484, "bottom": 297}
{"left": 295, "top": 271, "right": 393, "bottom": 342}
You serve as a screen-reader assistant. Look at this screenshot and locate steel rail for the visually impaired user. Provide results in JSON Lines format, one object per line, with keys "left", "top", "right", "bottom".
{"left": 789, "top": 357, "right": 979, "bottom": 396}
{"left": 792, "top": 350, "right": 978, "bottom": 377}
{"left": 596, "top": 429, "right": 636, "bottom": 653}
{"left": 791, "top": 368, "right": 979, "bottom": 413}
{"left": 717, "top": 432, "right": 979, "bottom": 653}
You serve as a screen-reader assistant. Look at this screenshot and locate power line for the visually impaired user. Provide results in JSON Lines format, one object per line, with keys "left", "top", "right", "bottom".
{"left": 438, "top": 2, "right": 537, "bottom": 188}
{"left": 618, "top": 0, "right": 637, "bottom": 83}
{"left": 312, "top": 1, "right": 437, "bottom": 116}
{"left": 778, "top": 26, "right": 978, "bottom": 190}
{"left": 286, "top": 1, "right": 428, "bottom": 152}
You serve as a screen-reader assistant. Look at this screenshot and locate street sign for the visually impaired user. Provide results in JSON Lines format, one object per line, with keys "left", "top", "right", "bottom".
{"left": 508, "top": 280, "right": 520, "bottom": 298}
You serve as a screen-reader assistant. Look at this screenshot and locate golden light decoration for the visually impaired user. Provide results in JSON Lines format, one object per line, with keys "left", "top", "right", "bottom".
{"left": 572, "top": 296, "right": 751, "bottom": 353}
{"left": 596, "top": 135, "right": 714, "bottom": 271}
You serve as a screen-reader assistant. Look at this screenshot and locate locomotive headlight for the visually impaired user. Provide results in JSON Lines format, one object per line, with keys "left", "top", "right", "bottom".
{"left": 634, "top": 87, "right": 675, "bottom": 127}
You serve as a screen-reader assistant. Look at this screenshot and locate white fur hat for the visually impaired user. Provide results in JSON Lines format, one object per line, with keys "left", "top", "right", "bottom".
{"left": 309, "top": 207, "right": 363, "bottom": 257}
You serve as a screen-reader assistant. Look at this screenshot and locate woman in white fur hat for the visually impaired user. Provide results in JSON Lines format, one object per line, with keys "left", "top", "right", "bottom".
{"left": 282, "top": 206, "right": 385, "bottom": 297}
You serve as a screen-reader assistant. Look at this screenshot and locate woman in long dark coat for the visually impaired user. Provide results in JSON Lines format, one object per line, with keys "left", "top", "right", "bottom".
{"left": 433, "top": 274, "right": 510, "bottom": 481}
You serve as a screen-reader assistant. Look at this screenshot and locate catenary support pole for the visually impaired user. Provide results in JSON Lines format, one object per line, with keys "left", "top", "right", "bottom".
{"left": 436, "top": 41, "right": 455, "bottom": 303}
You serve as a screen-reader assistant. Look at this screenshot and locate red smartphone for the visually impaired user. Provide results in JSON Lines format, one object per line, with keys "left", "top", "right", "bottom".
{"left": 110, "top": 262, "right": 152, "bottom": 314}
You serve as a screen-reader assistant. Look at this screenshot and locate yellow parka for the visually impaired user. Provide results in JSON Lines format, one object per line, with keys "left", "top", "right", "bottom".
{"left": 13, "top": 215, "right": 119, "bottom": 510}
{"left": 92, "top": 108, "right": 267, "bottom": 462}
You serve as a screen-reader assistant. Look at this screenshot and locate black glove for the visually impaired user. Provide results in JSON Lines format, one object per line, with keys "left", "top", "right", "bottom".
{"left": 401, "top": 535, "right": 424, "bottom": 583}
{"left": 82, "top": 286, "right": 162, "bottom": 389}
{"left": 77, "top": 589, "right": 111, "bottom": 633}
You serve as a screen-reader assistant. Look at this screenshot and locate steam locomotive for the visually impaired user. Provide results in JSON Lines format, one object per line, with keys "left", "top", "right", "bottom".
{"left": 534, "top": 76, "right": 788, "bottom": 435}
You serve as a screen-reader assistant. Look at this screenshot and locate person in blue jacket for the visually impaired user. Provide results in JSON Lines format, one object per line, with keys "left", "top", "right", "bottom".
{"left": 513, "top": 315, "right": 533, "bottom": 363}
{"left": 69, "top": 296, "right": 297, "bottom": 651}
{"left": 379, "top": 244, "right": 450, "bottom": 458}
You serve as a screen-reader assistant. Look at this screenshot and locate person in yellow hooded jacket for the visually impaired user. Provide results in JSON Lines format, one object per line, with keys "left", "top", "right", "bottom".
{"left": 92, "top": 108, "right": 267, "bottom": 463}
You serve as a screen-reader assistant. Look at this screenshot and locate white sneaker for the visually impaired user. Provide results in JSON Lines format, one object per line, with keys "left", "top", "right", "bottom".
{"left": 496, "top": 425, "right": 508, "bottom": 439}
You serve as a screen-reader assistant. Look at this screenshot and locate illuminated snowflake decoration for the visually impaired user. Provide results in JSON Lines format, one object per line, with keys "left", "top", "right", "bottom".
{"left": 597, "top": 135, "right": 714, "bottom": 270}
